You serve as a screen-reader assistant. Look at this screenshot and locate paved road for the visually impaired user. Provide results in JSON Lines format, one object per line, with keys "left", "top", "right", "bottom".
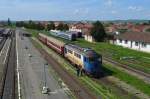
{"left": 16, "top": 29, "right": 70, "bottom": 99}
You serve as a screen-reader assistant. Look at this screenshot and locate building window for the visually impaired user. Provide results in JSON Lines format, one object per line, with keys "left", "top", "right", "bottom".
{"left": 135, "top": 42, "right": 139, "bottom": 46}
{"left": 142, "top": 42, "right": 147, "bottom": 48}
{"left": 119, "top": 39, "right": 122, "bottom": 43}
{"left": 125, "top": 40, "right": 128, "bottom": 44}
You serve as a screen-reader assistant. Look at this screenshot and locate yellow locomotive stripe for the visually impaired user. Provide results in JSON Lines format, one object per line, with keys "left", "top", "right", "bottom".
{"left": 65, "top": 53, "right": 83, "bottom": 68}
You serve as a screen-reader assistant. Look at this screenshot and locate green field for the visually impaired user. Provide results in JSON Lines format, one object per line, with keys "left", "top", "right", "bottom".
{"left": 103, "top": 63, "right": 150, "bottom": 96}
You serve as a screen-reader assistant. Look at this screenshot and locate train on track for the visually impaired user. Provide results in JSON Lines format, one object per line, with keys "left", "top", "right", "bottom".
{"left": 50, "top": 30, "right": 82, "bottom": 41}
{"left": 39, "top": 33, "right": 102, "bottom": 77}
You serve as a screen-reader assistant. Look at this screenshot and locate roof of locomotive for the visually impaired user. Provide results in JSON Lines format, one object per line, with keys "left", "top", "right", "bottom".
{"left": 39, "top": 33, "right": 65, "bottom": 46}
{"left": 65, "top": 44, "right": 99, "bottom": 58}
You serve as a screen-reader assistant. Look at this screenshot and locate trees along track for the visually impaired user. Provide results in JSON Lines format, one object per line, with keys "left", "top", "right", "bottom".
{"left": 0, "top": 30, "right": 16, "bottom": 99}
{"left": 103, "top": 57, "right": 150, "bottom": 83}
{"left": 32, "top": 40, "right": 97, "bottom": 99}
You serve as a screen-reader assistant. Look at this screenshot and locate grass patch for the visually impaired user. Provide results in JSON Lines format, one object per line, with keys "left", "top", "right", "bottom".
{"left": 103, "top": 63, "right": 150, "bottom": 96}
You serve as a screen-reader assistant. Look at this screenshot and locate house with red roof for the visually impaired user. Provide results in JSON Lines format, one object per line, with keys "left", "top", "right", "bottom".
{"left": 69, "top": 22, "right": 95, "bottom": 42}
{"left": 114, "top": 32, "right": 150, "bottom": 53}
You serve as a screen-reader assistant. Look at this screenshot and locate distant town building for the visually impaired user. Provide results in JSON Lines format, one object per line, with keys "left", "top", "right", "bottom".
{"left": 114, "top": 32, "right": 150, "bottom": 53}
{"left": 54, "top": 21, "right": 62, "bottom": 27}
{"left": 106, "top": 23, "right": 149, "bottom": 33}
{"left": 69, "top": 22, "right": 95, "bottom": 42}
{"left": 82, "top": 27, "right": 95, "bottom": 42}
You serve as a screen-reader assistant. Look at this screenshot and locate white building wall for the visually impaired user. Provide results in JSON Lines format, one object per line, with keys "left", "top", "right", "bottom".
{"left": 122, "top": 40, "right": 130, "bottom": 48}
{"left": 85, "top": 35, "right": 94, "bottom": 42}
{"left": 115, "top": 39, "right": 150, "bottom": 53}
{"left": 115, "top": 39, "right": 131, "bottom": 48}
{"left": 140, "top": 43, "right": 150, "bottom": 53}
{"left": 131, "top": 41, "right": 140, "bottom": 50}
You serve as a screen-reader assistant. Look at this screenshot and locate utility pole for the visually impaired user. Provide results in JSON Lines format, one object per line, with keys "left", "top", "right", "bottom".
{"left": 44, "top": 63, "right": 48, "bottom": 86}
{"left": 42, "top": 62, "right": 49, "bottom": 94}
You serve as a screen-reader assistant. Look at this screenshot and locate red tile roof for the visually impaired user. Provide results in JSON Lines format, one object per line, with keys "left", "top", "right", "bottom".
{"left": 115, "top": 32, "right": 150, "bottom": 43}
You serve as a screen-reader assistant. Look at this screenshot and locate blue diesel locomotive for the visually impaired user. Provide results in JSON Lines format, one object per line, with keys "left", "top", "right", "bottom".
{"left": 64, "top": 44, "right": 102, "bottom": 76}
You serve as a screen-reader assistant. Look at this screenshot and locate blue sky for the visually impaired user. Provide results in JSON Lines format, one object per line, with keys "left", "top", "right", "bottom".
{"left": 0, "top": 0, "right": 150, "bottom": 21}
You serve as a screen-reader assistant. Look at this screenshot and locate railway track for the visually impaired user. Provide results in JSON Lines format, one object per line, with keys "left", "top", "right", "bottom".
{"left": 0, "top": 38, "right": 7, "bottom": 97}
{"left": 0, "top": 30, "right": 16, "bottom": 99}
{"left": 103, "top": 57, "right": 150, "bottom": 82}
{"left": 0, "top": 38, "right": 7, "bottom": 52}
{"left": 0, "top": 30, "right": 11, "bottom": 98}
{"left": 32, "top": 39, "right": 97, "bottom": 99}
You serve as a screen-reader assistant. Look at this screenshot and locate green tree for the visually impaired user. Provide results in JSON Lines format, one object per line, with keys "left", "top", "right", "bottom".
{"left": 36, "top": 22, "right": 45, "bottom": 30}
{"left": 16, "top": 21, "right": 25, "bottom": 27}
{"left": 148, "top": 20, "right": 150, "bottom": 25}
{"left": 47, "top": 22, "right": 55, "bottom": 30}
{"left": 63, "top": 24, "right": 69, "bottom": 31}
{"left": 57, "top": 23, "right": 64, "bottom": 31}
{"left": 27, "top": 20, "right": 38, "bottom": 29}
{"left": 7, "top": 18, "right": 11, "bottom": 26}
{"left": 91, "top": 21, "right": 106, "bottom": 42}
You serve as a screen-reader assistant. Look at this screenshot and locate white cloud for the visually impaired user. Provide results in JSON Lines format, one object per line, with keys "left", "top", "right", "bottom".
{"left": 147, "top": 14, "right": 150, "bottom": 17}
{"left": 73, "top": 8, "right": 89, "bottom": 15}
{"left": 128, "top": 6, "right": 143, "bottom": 11}
{"left": 111, "top": 10, "right": 117, "bottom": 14}
{"left": 85, "top": 8, "right": 89, "bottom": 14}
{"left": 105, "top": 0, "right": 113, "bottom": 6}
{"left": 74, "top": 9, "right": 80, "bottom": 15}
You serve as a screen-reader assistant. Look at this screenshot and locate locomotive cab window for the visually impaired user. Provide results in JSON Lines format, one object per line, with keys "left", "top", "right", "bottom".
{"left": 89, "top": 57, "right": 95, "bottom": 62}
{"left": 84, "top": 57, "right": 87, "bottom": 62}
